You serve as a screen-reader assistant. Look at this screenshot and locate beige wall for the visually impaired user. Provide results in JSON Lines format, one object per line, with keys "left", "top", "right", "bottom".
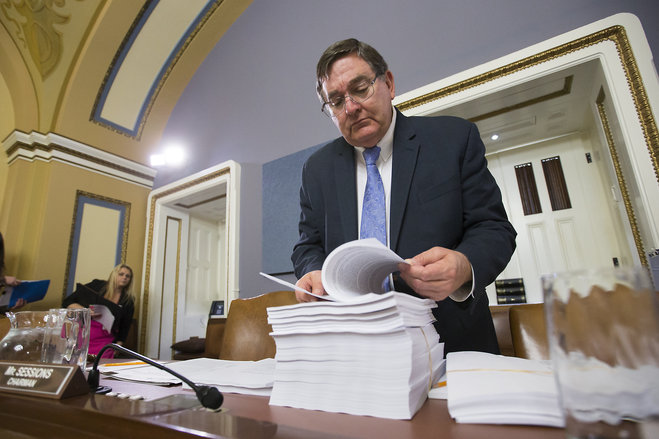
{"left": 1, "top": 158, "right": 148, "bottom": 312}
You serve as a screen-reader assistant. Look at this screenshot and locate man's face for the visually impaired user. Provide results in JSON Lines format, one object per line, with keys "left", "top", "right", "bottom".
{"left": 321, "top": 54, "right": 395, "bottom": 148}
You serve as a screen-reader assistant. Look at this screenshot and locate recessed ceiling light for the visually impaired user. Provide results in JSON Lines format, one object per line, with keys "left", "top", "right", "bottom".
{"left": 491, "top": 134, "right": 499, "bottom": 141}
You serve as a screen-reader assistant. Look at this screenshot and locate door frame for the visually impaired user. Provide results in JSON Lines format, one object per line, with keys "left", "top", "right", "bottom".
{"left": 394, "top": 13, "right": 659, "bottom": 269}
{"left": 139, "top": 160, "right": 240, "bottom": 353}
{"left": 143, "top": 206, "right": 189, "bottom": 359}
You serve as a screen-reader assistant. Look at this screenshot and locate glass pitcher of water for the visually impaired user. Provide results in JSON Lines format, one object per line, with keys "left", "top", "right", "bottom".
{"left": 0, "top": 309, "right": 90, "bottom": 367}
{"left": 41, "top": 308, "right": 90, "bottom": 367}
{"left": 0, "top": 311, "right": 50, "bottom": 362}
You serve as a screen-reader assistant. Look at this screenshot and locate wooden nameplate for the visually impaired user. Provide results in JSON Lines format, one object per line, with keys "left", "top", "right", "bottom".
{"left": 0, "top": 361, "right": 89, "bottom": 399}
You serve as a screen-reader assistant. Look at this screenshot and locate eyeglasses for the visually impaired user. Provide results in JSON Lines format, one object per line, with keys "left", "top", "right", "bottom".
{"left": 321, "top": 76, "right": 379, "bottom": 117}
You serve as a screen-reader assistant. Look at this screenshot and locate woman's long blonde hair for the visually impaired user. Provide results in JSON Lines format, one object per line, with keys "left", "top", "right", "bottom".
{"left": 103, "top": 264, "right": 134, "bottom": 304}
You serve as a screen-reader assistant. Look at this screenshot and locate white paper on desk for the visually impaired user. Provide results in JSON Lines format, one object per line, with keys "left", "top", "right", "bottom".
{"left": 446, "top": 351, "right": 564, "bottom": 427}
{"left": 99, "top": 361, "right": 180, "bottom": 385}
{"left": 99, "top": 358, "right": 277, "bottom": 395}
{"left": 272, "top": 325, "right": 439, "bottom": 363}
{"left": 269, "top": 345, "right": 444, "bottom": 420}
{"left": 167, "top": 357, "right": 275, "bottom": 395}
{"left": 428, "top": 371, "right": 447, "bottom": 400}
{"left": 267, "top": 292, "right": 436, "bottom": 337}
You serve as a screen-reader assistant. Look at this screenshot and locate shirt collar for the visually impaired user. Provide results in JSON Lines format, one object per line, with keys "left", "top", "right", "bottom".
{"left": 354, "top": 106, "right": 396, "bottom": 163}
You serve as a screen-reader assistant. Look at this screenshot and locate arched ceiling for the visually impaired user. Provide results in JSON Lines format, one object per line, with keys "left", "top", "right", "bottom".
{"left": 0, "top": 0, "right": 251, "bottom": 164}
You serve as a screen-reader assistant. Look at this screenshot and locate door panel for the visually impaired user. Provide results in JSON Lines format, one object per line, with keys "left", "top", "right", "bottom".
{"left": 144, "top": 205, "right": 188, "bottom": 360}
{"left": 489, "top": 132, "right": 631, "bottom": 303}
{"left": 177, "top": 217, "right": 224, "bottom": 343}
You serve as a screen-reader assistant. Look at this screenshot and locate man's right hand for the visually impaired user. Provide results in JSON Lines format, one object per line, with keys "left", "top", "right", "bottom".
{"left": 295, "top": 270, "right": 326, "bottom": 302}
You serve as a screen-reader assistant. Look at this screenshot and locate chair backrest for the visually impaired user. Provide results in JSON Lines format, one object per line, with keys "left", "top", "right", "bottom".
{"left": 509, "top": 303, "right": 549, "bottom": 360}
{"left": 203, "top": 317, "right": 227, "bottom": 359}
{"left": 219, "top": 291, "right": 298, "bottom": 361}
{"left": 489, "top": 305, "right": 514, "bottom": 356}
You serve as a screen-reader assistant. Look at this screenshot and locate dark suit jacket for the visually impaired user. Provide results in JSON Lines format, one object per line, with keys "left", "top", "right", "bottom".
{"left": 291, "top": 111, "right": 516, "bottom": 354}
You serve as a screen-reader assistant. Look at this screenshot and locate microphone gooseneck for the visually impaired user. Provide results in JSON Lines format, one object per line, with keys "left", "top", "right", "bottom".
{"left": 88, "top": 343, "right": 224, "bottom": 410}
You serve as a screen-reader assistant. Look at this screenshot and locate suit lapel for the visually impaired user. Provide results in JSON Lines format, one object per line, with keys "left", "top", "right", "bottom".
{"left": 333, "top": 139, "right": 359, "bottom": 243}
{"left": 390, "top": 112, "right": 420, "bottom": 252}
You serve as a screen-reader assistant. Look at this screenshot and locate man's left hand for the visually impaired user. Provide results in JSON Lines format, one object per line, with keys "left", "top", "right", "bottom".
{"left": 398, "top": 247, "right": 472, "bottom": 301}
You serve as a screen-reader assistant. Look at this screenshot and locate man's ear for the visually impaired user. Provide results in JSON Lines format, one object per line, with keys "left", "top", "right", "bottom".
{"left": 384, "top": 70, "right": 395, "bottom": 99}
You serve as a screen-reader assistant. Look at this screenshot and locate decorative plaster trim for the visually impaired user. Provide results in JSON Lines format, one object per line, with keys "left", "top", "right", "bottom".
{"left": 63, "top": 190, "right": 131, "bottom": 299}
{"left": 596, "top": 90, "right": 646, "bottom": 267}
{"left": 3, "top": 130, "right": 156, "bottom": 188}
{"left": 91, "top": 0, "right": 221, "bottom": 139}
{"left": 139, "top": 160, "right": 240, "bottom": 353}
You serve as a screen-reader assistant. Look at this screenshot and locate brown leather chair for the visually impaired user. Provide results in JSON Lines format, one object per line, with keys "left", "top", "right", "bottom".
{"left": 490, "top": 305, "right": 514, "bottom": 356}
{"left": 509, "top": 303, "right": 550, "bottom": 360}
{"left": 219, "top": 291, "right": 298, "bottom": 361}
{"left": 202, "top": 317, "right": 227, "bottom": 358}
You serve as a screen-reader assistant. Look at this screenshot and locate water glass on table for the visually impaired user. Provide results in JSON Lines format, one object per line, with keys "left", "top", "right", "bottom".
{"left": 543, "top": 266, "right": 659, "bottom": 439}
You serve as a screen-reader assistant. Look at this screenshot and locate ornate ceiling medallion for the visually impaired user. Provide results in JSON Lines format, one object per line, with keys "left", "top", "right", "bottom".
{"left": 1, "top": 0, "right": 69, "bottom": 78}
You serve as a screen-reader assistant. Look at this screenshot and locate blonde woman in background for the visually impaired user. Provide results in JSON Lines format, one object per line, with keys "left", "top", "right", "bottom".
{"left": 63, "top": 264, "right": 135, "bottom": 358}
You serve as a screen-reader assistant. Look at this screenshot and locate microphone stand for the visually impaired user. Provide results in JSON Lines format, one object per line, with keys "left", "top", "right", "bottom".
{"left": 87, "top": 343, "right": 223, "bottom": 410}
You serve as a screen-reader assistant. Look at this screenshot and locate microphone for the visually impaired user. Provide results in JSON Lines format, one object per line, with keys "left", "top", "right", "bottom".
{"left": 87, "top": 343, "right": 223, "bottom": 410}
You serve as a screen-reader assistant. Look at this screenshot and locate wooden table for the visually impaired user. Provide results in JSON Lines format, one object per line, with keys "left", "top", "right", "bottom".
{"left": 0, "top": 375, "right": 565, "bottom": 439}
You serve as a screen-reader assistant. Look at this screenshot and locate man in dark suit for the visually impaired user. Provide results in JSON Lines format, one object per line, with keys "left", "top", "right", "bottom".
{"left": 291, "top": 39, "right": 516, "bottom": 354}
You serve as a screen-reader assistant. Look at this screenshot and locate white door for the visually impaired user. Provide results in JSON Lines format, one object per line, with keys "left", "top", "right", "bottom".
{"left": 176, "top": 216, "right": 226, "bottom": 342}
{"left": 489, "top": 132, "right": 632, "bottom": 302}
{"left": 144, "top": 205, "right": 189, "bottom": 359}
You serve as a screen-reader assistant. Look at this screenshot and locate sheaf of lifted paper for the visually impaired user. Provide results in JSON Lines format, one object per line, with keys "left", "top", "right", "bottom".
{"left": 321, "top": 238, "right": 405, "bottom": 301}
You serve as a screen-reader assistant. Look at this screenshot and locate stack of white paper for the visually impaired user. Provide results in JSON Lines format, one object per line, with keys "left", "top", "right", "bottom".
{"left": 99, "top": 358, "right": 276, "bottom": 396}
{"left": 262, "top": 239, "right": 446, "bottom": 419}
{"left": 99, "top": 360, "right": 181, "bottom": 385}
{"left": 446, "top": 351, "right": 564, "bottom": 427}
{"left": 170, "top": 357, "right": 276, "bottom": 396}
{"left": 267, "top": 292, "right": 444, "bottom": 420}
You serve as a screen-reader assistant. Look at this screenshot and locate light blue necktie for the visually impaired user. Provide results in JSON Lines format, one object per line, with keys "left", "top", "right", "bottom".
{"left": 360, "top": 146, "right": 390, "bottom": 291}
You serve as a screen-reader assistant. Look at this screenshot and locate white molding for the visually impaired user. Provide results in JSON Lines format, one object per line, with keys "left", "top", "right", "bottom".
{"left": 2, "top": 130, "right": 156, "bottom": 188}
{"left": 140, "top": 160, "right": 241, "bottom": 352}
{"left": 394, "top": 12, "right": 659, "bottom": 253}
{"left": 395, "top": 13, "right": 656, "bottom": 114}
